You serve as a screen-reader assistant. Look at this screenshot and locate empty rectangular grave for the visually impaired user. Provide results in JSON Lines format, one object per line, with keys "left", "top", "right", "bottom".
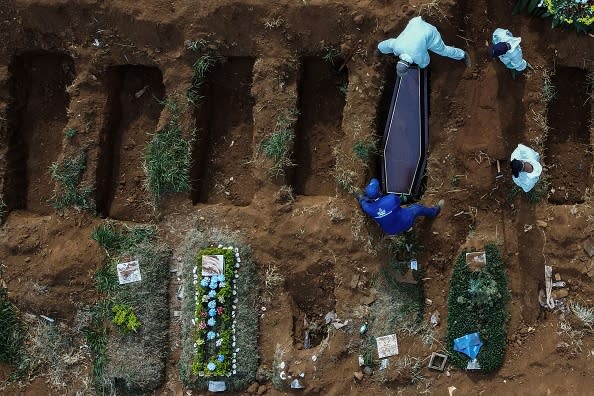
{"left": 290, "top": 57, "right": 348, "bottom": 196}
{"left": 546, "top": 66, "right": 593, "bottom": 204}
{"left": 95, "top": 65, "right": 165, "bottom": 221}
{"left": 190, "top": 57, "right": 256, "bottom": 206}
{"left": 4, "top": 51, "right": 75, "bottom": 214}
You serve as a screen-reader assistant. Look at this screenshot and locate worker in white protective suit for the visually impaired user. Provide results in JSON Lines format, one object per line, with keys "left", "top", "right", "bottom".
{"left": 510, "top": 144, "right": 542, "bottom": 192}
{"left": 377, "top": 16, "right": 471, "bottom": 77}
{"left": 488, "top": 28, "right": 531, "bottom": 79}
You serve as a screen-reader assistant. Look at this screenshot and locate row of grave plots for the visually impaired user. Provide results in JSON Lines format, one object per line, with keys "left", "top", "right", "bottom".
{"left": 0, "top": 51, "right": 356, "bottom": 222}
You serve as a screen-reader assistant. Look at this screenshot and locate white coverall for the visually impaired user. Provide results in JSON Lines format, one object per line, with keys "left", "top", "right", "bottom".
{"left": 377, "top": 16, "right": 465, "bottom": 68}
{"left": 510, "top": 144, "right": 542, "bottom": 192}
{"left": 492, "top": 28, "right": 527, "bottom": 72}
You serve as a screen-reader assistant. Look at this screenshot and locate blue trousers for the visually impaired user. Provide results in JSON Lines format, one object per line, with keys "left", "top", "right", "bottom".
{"left": 399, "top": 204, "right": 439, "bottom": 231}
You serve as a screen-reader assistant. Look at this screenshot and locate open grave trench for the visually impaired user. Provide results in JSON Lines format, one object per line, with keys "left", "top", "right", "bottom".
{"left": 546, "top": 66, "right": 593, "bottom": 205}
{"left": 289, "top": 57, "right": 348, "bottom": 196}
{"left": 190, "top": 57, "right": 257, "bottom": 206}
{"left": 95, "top": 65, "right": 165, "bottom": 221}
{"left": 4, "top": 51, "right": 74, "bottom": 215}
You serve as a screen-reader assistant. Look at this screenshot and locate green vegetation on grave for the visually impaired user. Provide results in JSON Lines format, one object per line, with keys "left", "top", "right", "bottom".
{"left": 179, "top": 228, "right": 259, "bottom": 391}
{"left": 50, "top": 151, "right": 94, "bottom": 211}
{"left": 507, "top": 177, "right": 550, "bottom": 204}
{"left": 261, "top": 110, "right": 298, "bottom": 177}
{"left": 446, "top": 244, "right": 510, "bottom": 372}
{"left": 88, "top": 221, "right": 171, "bottom": 393}
{"left": 0, "top": 288, "right": 29, "bottom": 379}
{"left": 143, "top": 99, "right": 193, "bottom": 203}
{"left": 322, "top": 47, "right": 340, "bottom": 65}
{"left": 187, "top": 54, "right": 216, "bottom": 105}
{"left": 353, "top": 139, "right": 377, "bottom": 165}
{"left": 65, "top": 127, "right": 77, "bottom": 141}
{"left": 514, "top": 0, "right": 594, "bottom": 32}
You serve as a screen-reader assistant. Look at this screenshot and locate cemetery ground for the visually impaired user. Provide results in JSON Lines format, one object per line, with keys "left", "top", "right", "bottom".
{"left": 0, "top": 0, "right": 594, "bottom": 394}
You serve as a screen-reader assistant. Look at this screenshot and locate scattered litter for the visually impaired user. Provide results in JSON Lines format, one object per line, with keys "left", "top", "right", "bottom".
{"left": 453, "top": 332, "right": 482, "bottom": 360}
{"left": 311, "top": 355, "right": 317, "bottom": 362}
{"left": 544, "top": 265, "right": 555, "bottom": 309}
{"left": 536, "top": 220, "right": 548, "bottom": 228}
{"left": 332, "top": 320, "right": 349, "bottom": 329}
{"left": 208, "top": 381, "right": 226, "bottom": 392}
{"left": 448, "top": 386, "right": 457, "bottom": 396}
{"left": 350, "top": 274, "right": 360, "bottom": 289}
{"left": 428, "top": 352, "right": 448, "bottom": 371}
{"left": 261, "top": 306, "right": 267, "bottom": 312}
{"left": 117, "top": 260, "right": 141, "bottom": 284}
{"left": 430, "top": 310, "right": 440, "bottom": 327}
{"left": 325, "top": 311, "right": 337, "bottom": 324}
{"left": 39, "top": 314, "right": 54, "bottom": 323}
{"left": 299, "top": 372, "right": 304, "bottom": 378}
{"left": 92, "top": 38, "right": 101, "bottom": 47}
{"left": 290, "top": 379, "right": 304, "bottom": 389}
{"left": 303, "top": 329, "right": 311, "bottom": 349}
{"left": 134, "top": 85, "right": 149, "bottom": 98}
{"left": 584, "top": 238, "right": 594, "bottom": 258}
{"left": 410, "top": 259, "right": 418, "bottom": 270}
{"left": 353, "top": 371, "right": 364, "bottom": 381}
{"left": 466, "top": 359, "right": 481, "bottom": 370}
{"left": 523, "top": 224, "right": 533, "bottom": 232}
{"left": 279, "top": 371, "right": 287, "bottom": 380}
{"left": 358, "top": 355, "right": 365, "bottom": 366}
{"left": 425, "top": 298, "right": 433, "bottom": 306}
{"left": 376, "top": 334, "right": 399, "bottom": 358}
{"left": 379, "top": 358, "right": 389, "bottom": 370}
{"left": 173, "top": 310, "right": 181, "bottom": 317}
{"left": 359, "top": 322, "right": 368, "bottom": 335}
{"left": 279, "top": 361, "right": 286, "bottom": 370}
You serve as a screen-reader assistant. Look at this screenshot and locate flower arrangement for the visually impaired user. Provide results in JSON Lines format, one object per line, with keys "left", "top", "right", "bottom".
{"left": 191, "top": 245, "right": 240, "bottom": 377}
{"left": 514, "top": 0, "right": 594, "bottom": 32}
{"left": 112, "top": 303, "right": 141, "bottom": 333}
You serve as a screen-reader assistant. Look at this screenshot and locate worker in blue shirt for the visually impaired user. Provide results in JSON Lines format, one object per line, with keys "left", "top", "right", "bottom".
{"left": 488, "top": 28, "right": 531, "bottom": 79}
{"left": 358, "top": 179, "right": 445, "bottom": 235}
{"left": 377, "top": 16, "right": 471, "bottom": 77}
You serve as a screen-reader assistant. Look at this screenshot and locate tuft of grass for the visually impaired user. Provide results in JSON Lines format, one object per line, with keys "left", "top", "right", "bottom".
{"left": 143, "top": 101, "right": 193, "bottom": 203}
{"left": 352, "top": 139, "right": 376, "bottom": 164}
{"left": 92, "top": 221, "right": 156, "bottom": 254}
{"left": 265, "top": 264, "right": 285, "bottom": 292}
{"left": 0, "top": 196, "right": 6, "bottom": 224}
{"left": 541, "top": 69, "right": 556, "bottom": 105}
{"left": 339, "top": 82, "right": 348, "bottom": 95}
{"left": 65, "top": 127, "right": 77, "bottom": 141}
{"left": 262, "top": 111, "right": 298, "bottom": 177}
{"left": 507, "top": 177, "right": 550, "bottom": 204}
{"left": 0, "top": 289, "right": 29, "bottom": 377}
{"left": 50, "top": 151, "right": 93, "bottom": 211}
{"left": 185, "top": 39, "right": 209, "bottom": 52}
{"left": 264, "top": 16, "right": 285, "bottom": 29}
{"left": 274, "top": 185, "right": 295, "bottom": 203}
{"left": 322, "top": 47, "right": 339, "bottom": 65}
{"left": 187, "top": 55, "right": 216, "bottom": 105}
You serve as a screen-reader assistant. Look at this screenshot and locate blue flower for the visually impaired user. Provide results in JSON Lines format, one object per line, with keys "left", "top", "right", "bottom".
{"left": 208, "top": 300, "right": 216, "bottom": 309}
{"left": 218, "top": 275, "right": 225, "bottom": 282}
{"left": 208, "top": 308, "right": 217, "bottom": 317}
{"left": 200, "top": 277, "right": 209, "bottom": 287}
{"left": 217, "top": 354, "right": 225, "bottom": 362}
{"left": 207, "top": 318, "right": 216, "bottom": 326}
{"left": 209, "top": 282, "right": 218, "bottom": 290}
{"left": 207, "top": 331, "right": 216, "bottom": 340}
{"left": 207, "top": 362, "right": 216, "bottom": 371}
{"left": 208, "top": 290, "right": 217, "bottom": 298}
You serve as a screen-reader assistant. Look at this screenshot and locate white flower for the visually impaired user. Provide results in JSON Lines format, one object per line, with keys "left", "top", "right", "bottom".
{"left": 218, "top": 244, "right": 223, "bottom": 248}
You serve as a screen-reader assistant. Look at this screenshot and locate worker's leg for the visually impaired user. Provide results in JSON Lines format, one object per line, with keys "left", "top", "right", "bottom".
{"left": 407, "top": 204, "right": 440, "bottom": 219}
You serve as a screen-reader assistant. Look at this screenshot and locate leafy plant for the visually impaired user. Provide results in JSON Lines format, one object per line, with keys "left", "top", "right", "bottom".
{"left": 143, "top": 101, "right": 193, "bottom": 203}
{"left": 65, "top": 127, "right": 77, "bottom": 141}
{"left": 187, "top": 55, "right": 216, "bottom": 105}
{"left": 572, "top": 302, "right": 594, "bottom": 328}
{"left": 514, "top": 0, "right": 594, "bottom": 32}
{"left": 112, "top": 304, "right": 141, "bottom": 333}
{"left": 261, "top": 111, "right": 298, "bottom": 177}
{"left": 353, "top": 140, "right": 376, "bottom": 164}
{"left": 446, "top": 244, "right": 510, "bottom": 372}
{"left": 50, "top": 152, "right": 93, "bottom": 210}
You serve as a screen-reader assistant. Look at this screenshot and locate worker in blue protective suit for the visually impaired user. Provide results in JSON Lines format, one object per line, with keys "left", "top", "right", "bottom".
{"left": 358, "top": 178, "right": 445, "bottom": 235}
{"left": 488, "top": 28, "right": 531, "bottom": 79}
{"left": 377, "top": 16, "right": 471, "bottom": 77}
{"left": 510, "top": 144, "right": 542, "bottom": 192}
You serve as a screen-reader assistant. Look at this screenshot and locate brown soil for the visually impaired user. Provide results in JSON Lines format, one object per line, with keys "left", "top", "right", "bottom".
{"left": 0, "top": 0, "right": 593, "bottom": 395}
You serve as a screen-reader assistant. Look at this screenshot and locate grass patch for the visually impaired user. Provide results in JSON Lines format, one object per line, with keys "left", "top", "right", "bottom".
{"left": 446, "top": 243, "right": 510, "bottom": 372}
{"left": 322, "top": 47, "right": 340, "bottom": 65}
{"left": 261, "top": 111, "right": 298, "bottom": 177}
{"left": 187, "top": 54, "right": 216, "bottom": 105}
{"left": 507, "top": 177, "right": 550, "bottom": 204}
{"left": 89, "top": 221, "right": 171, "bottom": 393}
{"left": 50, "top": 151, "right": 94, "bottom": 211}
{"left": 143, "top": 100, "right": 193, "bottom": 203}
{"left": 0, "top": 288, "right": 29, "bottom": 378}
{"left": 65, "top": 127, "right": 77, "bottom": 141}
{"left": 353, "top": 139, "right": 377, "bottom": 165}
{"left": 0, "top": 196, "right": 6, "bottom": 224}
{"left": 179, "top": 228, "right": 259, "bottom": 391}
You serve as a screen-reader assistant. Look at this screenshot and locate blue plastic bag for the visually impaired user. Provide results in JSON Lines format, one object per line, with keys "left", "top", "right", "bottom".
{"left": 453, "top": 332, "right": 483, "bottom": 360}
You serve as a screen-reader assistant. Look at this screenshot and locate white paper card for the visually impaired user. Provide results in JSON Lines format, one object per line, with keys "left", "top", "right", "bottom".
{"left": 376, "top": 334, "right": 399, "bottom": 358}
{"left": 117, "top": 260, "right": 141, "bottom": 284}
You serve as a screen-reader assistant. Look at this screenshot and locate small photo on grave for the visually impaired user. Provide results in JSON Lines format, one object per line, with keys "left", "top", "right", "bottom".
{"left": 201, "top": 255, "right": 225, "bottom": 276}
{"left": 117, "top": 260, "right": 142, "bottom": 284}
